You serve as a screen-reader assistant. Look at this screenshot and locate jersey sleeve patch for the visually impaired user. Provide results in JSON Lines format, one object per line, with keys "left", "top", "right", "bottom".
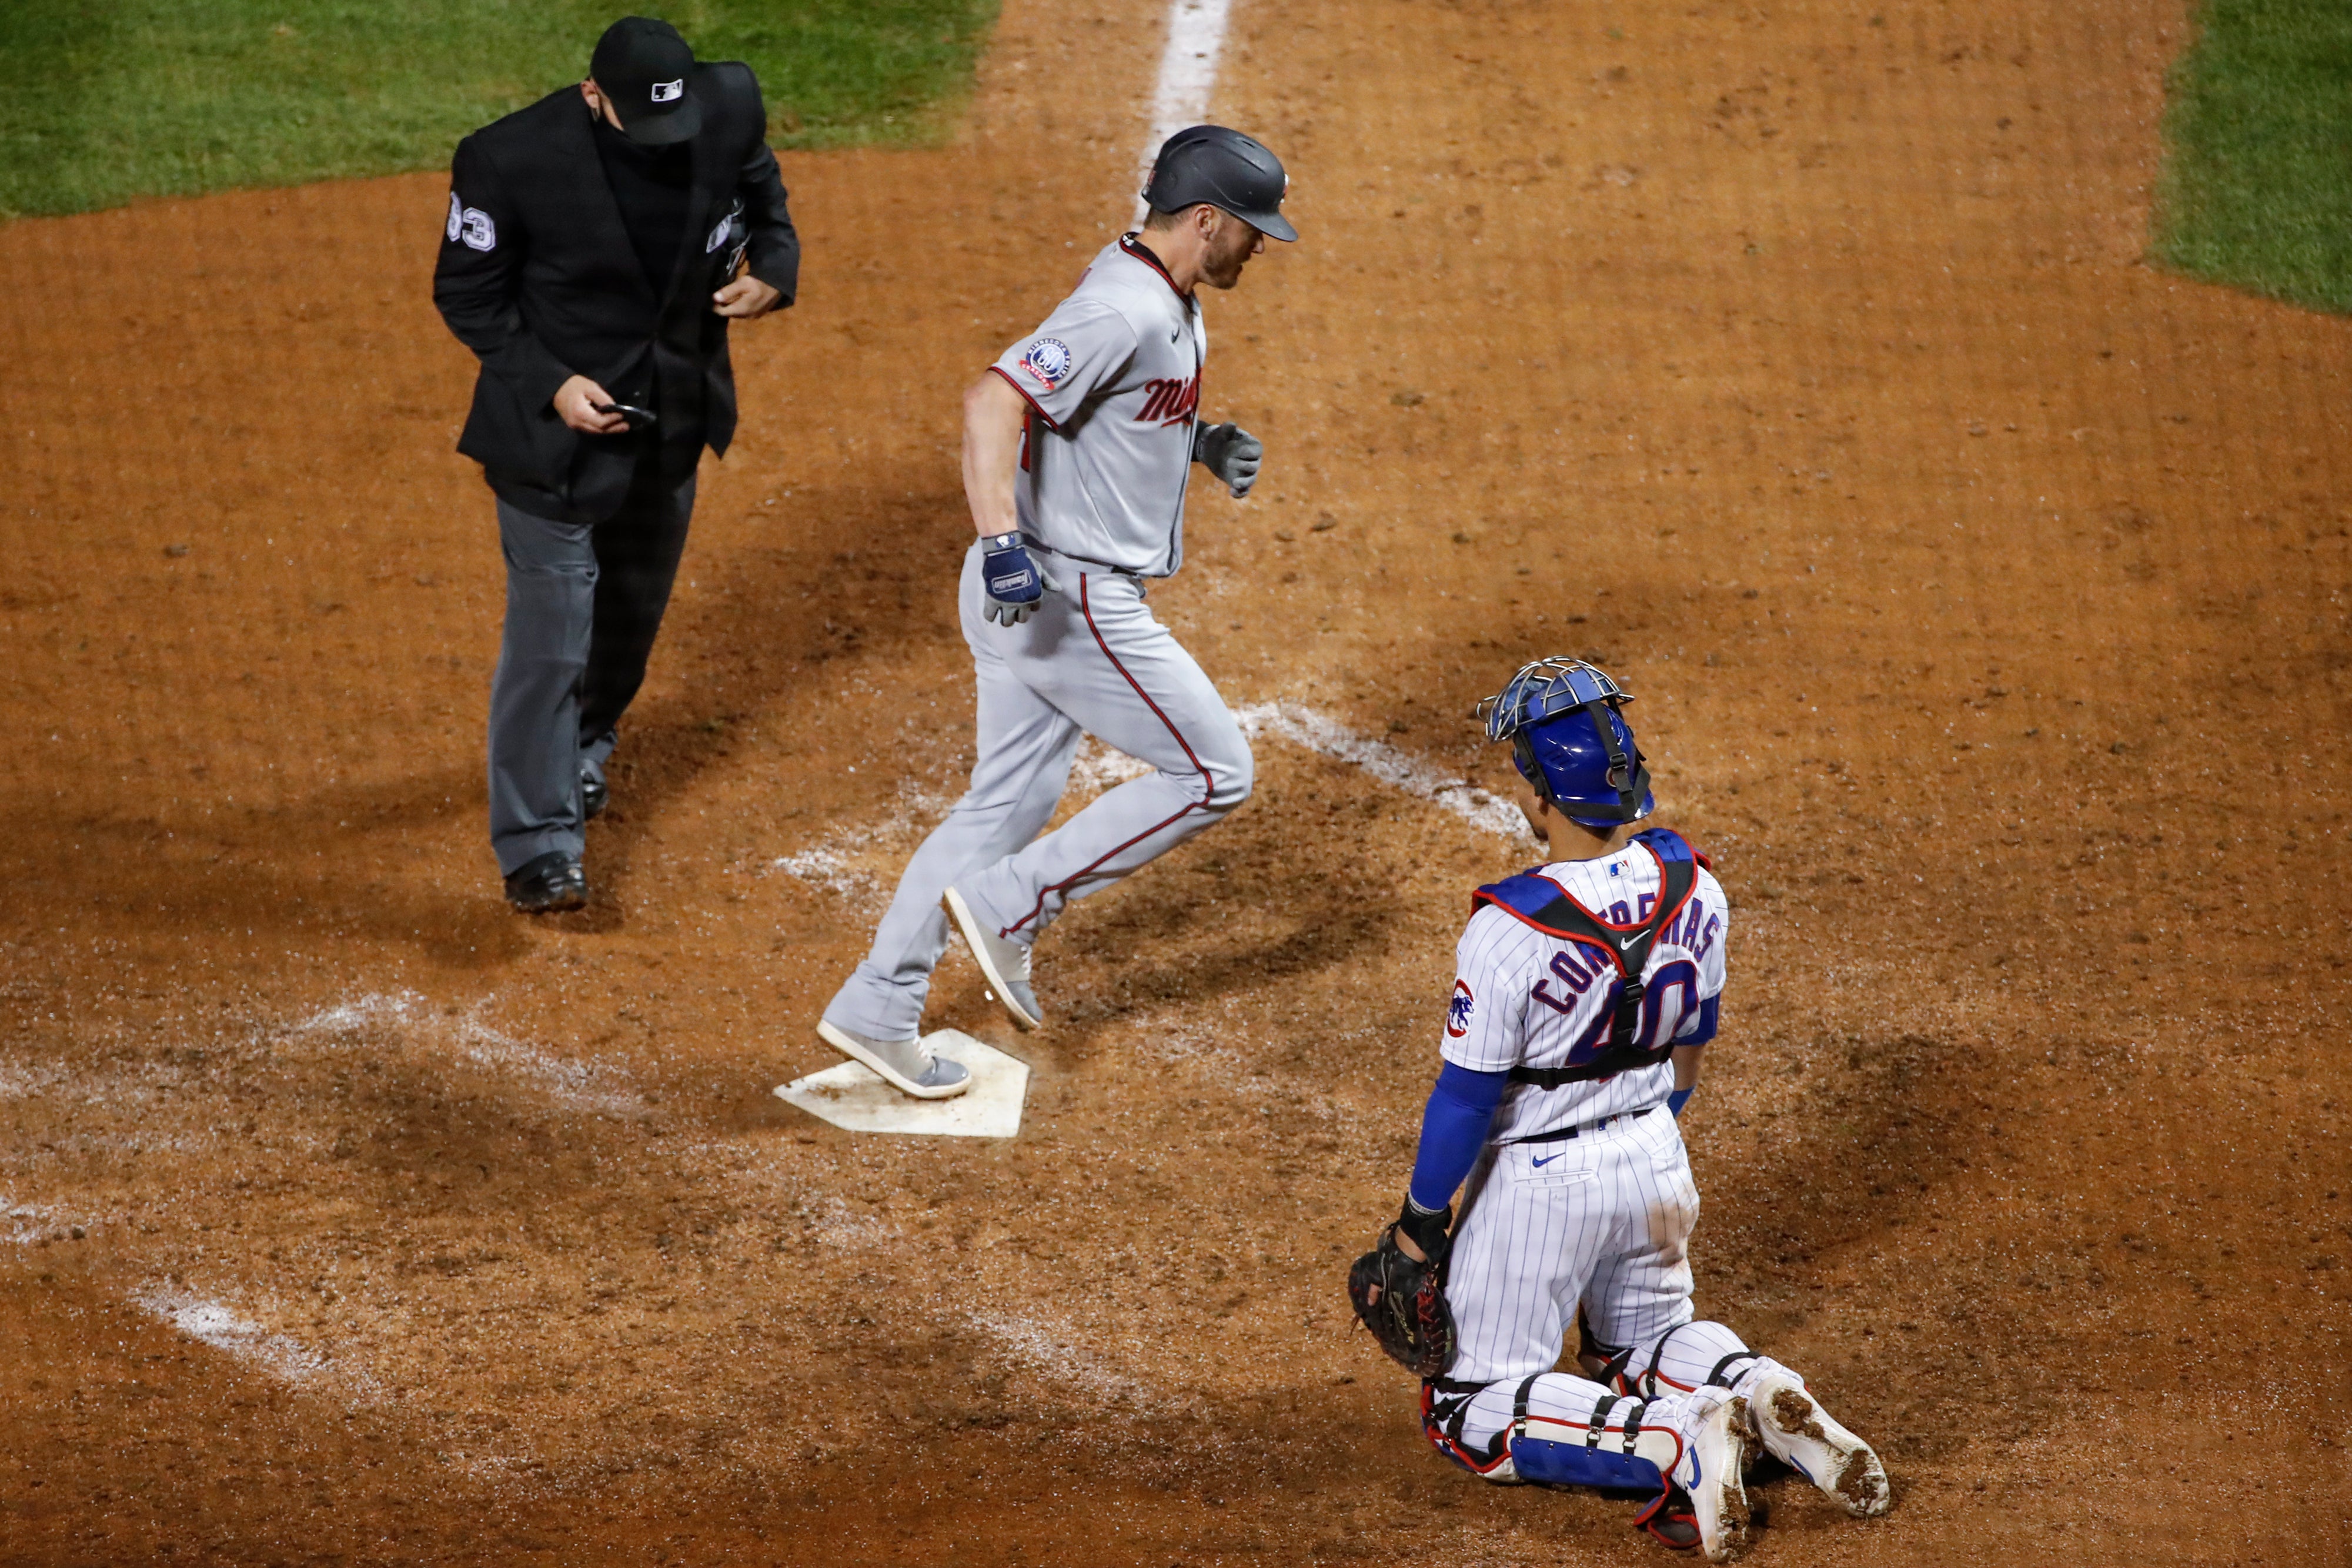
{"left": 1446, "top": 979, "right": 1475, "bottom": 1038}
{"left": 1018, "top": 337, "right": 1074, "bottom": 390}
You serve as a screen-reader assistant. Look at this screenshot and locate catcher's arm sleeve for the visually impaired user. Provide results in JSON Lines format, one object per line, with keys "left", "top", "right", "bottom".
{"left": 432, "top": 136, "right": 576, "bottom": 414}
{"left": 1407, "top": 1061, "right": 1506, "bottom": 1213}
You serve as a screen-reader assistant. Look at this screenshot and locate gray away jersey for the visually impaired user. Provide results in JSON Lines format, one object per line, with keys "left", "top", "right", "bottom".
{"left": 989, "top": 236, "right": 1205, "bottom": 577}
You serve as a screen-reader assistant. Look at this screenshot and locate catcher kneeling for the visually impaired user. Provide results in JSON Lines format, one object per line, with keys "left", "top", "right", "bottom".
{"left": 1348, "top": 659, "right": 1890, "bottom": 1562}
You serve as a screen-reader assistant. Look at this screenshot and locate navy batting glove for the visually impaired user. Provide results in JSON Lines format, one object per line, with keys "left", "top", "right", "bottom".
{"left": 1668, "top": 1087, "right": 1693, "bottom": 1119}
{"left": 979, "top": 532, "right": 1048, "bottom": 626}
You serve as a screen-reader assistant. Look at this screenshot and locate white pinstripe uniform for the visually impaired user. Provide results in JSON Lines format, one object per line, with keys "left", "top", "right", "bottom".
{"left": 1419, "top": 841, "right": 1892, "bottom": 1542}
{"left": 1418, "top": 841, "right": 1770, "bottom": 1479}
{"left": 1442, "top": 847, "right": 1727, "bottom": 1386}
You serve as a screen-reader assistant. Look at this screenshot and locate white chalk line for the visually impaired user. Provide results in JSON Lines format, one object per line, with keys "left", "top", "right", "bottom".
{"left": 131, "top": 1285, "right": 337, "bottom": 1385}
{"left": 3, "top": 1193, "right": 89, "bottom": 1245}
{"left": 766, "top": 739, "right": 1151, "bottom": 898}
{"left": 967, "top": 1306, "right": 1164, "bottom": 1411}
{"left": 1235, "top": 701, "right": 1529, "bottom": 840}
{"left": 1131, "top": 0, "right": 1235, "bottom": 223}
{"left": 771, "top": 707, "right": 1519, "bottom": 891}
{"left": 6, "top": 1191, "right": 369, "bottom": 1399}
{"left": 288, "top": 991, "right": 642, "bottom": 1115}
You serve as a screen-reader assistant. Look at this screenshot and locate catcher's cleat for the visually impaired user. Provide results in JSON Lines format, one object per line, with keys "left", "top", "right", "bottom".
{"left": 943, "top": 885, "right": 1042, "bottom": 1031}
{"left": 505, "top": 851, "right": 587, "bottom": 912}
{"left": 580, "top": 767, "right": 608, "bottom": 822}
{"left": 1747, "top": 1370, "right": 1890, "bottom": 1518}
{"left": 1666, "top": 1389, "right": 1753, "bottom": 1563}
{"left": 1634, "top": 1492, "right": 1703, "bottom": 1552}
{"left": 816, "top": 1020, "right": 971, "bottom": 1100}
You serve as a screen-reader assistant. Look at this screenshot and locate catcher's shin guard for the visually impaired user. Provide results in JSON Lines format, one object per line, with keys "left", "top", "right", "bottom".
{"left": 1422, "top": 1375, "right": 1680, "bottom": 1492}
{"left": 1513, "top": 1390, "right": 1682, "bottom": 1492}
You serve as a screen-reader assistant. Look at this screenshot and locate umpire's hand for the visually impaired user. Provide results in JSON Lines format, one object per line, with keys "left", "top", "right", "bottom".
{"left": 714, "top": 275, "right": 782, "bottom": 318}
{"left": 554, "top": 376, "right": 630, "bottom": 435}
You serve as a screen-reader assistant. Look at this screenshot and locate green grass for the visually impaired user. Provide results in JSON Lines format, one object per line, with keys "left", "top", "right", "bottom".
{"left": 2154, "top": 0, "right": 2352, "bottom": 314}
{"left": 0, "top": 0, "right": 999, "bottom": 219}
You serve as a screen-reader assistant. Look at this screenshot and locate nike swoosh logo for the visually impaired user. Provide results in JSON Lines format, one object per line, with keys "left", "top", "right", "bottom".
{"left": 1619, "top": 934, "right": 1642, "bottom": 951}
{"left": 1531, "top": 1152, "right": 1565, "bottom": 1168}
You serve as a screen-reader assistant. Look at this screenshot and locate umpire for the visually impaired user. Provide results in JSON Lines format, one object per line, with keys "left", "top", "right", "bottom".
{"left": 434, "top": 16, "right": 799, "bottom": 911}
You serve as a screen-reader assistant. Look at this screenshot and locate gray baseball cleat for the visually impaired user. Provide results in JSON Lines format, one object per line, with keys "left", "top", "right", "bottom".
{"left": 816, "top": 1021, "right": 971, "bottom": 1099}
{"left": 943, "top": 885, "right": 1042, "bottom": 1031}
{"left": 1747, "top": 1368, "right": 1890, "bottom": 1517}
{"left": 1668, "top": 1388, "right": 1755, "bottom": 1563}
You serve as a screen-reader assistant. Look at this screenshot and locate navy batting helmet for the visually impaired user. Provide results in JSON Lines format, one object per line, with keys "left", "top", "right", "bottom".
{"left": 1142, "top": 125, "right": 1297, "bottom": 241}
{"left": 1476, "top": 657, "right": 1654, "bottom": 828}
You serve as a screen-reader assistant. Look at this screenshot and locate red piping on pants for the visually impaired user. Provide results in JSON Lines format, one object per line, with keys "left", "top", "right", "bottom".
{"left": 996, "top": 573, "right": 1216, "bottom": 936}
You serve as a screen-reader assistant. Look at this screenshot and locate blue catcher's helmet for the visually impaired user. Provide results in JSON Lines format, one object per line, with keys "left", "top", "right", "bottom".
{"left": 1475, "top": 657, "right": 1654, "bottom": 828}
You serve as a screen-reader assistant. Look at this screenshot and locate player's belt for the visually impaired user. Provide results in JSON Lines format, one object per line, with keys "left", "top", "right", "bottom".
{"left": 1020, "top": 537, "right": 1152, "bottom": 581}
{"left": 1504, "top": 1105, "right": 1657, "bottom": 1146}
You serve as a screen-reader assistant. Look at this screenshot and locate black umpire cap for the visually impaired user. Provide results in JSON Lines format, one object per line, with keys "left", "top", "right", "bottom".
{"left": 590, "top": 16, "right": 702, "bottom": 146}
{"left": 1142, "top": 126, "right": 1297, "bottom": 241}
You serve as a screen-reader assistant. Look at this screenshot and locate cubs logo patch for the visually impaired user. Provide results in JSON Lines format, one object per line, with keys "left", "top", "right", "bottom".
{"left": 1020, "top": 337, "right": 1073, "bottom": 390}
{"left": 1446, "top": 979, "right": 1475, "bottom": 1039}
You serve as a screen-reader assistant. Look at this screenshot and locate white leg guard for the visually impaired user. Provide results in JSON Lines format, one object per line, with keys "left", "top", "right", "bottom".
{"left": 1422, "top": 1373, "right": 1755, "bottom": 1559}
{"left": 1422, "top": 1372, "right": 1677, "bottom": 1489}
{"left": 1592, "top": 1318, "right": 1760, "bottom": 1399}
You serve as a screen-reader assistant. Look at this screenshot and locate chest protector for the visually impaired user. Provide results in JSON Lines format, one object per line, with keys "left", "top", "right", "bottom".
{"left": 1469, "top": 828, "right": 1706, "bottom": 1085}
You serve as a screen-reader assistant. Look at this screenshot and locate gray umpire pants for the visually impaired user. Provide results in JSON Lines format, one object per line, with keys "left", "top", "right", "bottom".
{"left": 487, "top": 464, "right": 695, "bottom": 875}
{"left": 821, "top": 540, "right": 1254, "bottom": 1042}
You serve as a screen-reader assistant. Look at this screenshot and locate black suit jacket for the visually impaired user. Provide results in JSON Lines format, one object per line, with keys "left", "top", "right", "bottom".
{"left": 433, "top": 65, "right": 799, "bottom": 520}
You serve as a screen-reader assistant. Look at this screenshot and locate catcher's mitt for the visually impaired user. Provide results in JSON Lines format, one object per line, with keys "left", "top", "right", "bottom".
{"left": 1347, "top": 1203, "right": 1456, "bottom": 1378}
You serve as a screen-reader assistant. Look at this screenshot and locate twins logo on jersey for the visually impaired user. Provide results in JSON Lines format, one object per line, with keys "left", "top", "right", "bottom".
{"left": 1020, "top": 337, "right": 1073, "bottom": 390}
{"left": 1446, "top": 979, "right": 1475, "bottom": 1039}
{"left": 1137, "top": 370, "right": 1200, "bottom": 427}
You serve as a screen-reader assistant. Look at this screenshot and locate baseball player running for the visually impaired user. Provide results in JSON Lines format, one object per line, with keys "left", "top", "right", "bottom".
{"left": 1349, "top": 658, "right": 1889, "bottom": 1560}
{"left": 812, "top": 127, "right": 1295, "bottom": 1098}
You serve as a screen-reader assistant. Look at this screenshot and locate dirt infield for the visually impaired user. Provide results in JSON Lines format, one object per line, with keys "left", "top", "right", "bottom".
{"left": 3, "top": 0, "right": 2348, "bottom": 1562}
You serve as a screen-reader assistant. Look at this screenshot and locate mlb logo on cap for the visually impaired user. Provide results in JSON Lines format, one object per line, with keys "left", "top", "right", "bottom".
{"left": 590, "top": 16, "right": 704, "bottom": 146}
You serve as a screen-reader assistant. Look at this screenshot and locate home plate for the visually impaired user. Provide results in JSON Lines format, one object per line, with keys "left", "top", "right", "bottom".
{"left": 775, "top": 1031, "right": 1028, "bottom": 1138}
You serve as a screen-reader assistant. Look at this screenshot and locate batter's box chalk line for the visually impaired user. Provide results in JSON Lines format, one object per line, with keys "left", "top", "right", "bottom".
{"left": 776, "top": 1031, "right": 1028, "bottom": 1139}
{"left": 1234, "top": 701, "right": 1529, "bottom": 841}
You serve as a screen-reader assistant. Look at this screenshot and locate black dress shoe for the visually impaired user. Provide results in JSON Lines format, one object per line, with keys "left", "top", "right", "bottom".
{"left": 580, "top": 769, "right": 608, "bottom": 821}
{"left": 504, "top": 851, "right": 587, "bottom": 912}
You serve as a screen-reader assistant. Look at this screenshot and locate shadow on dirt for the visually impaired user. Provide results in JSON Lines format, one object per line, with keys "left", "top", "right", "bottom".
{"left": 578, "top": 480, "right": 970, "bottom": 890}
{"left": 2, "top": 770, "right": 530, "bottom": 968}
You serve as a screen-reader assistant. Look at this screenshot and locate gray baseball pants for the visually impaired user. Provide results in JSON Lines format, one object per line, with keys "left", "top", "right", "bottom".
{"left": 821, "top": 541, "right": 1253, "bottom": 1042}
{"left": 486, "top": 466, "right": 695, "bottom": 875}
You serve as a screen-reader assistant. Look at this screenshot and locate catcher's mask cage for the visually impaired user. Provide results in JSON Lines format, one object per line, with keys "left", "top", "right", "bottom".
{"left": 1475, "top": 657, "right": 1655, "bottom": 828}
